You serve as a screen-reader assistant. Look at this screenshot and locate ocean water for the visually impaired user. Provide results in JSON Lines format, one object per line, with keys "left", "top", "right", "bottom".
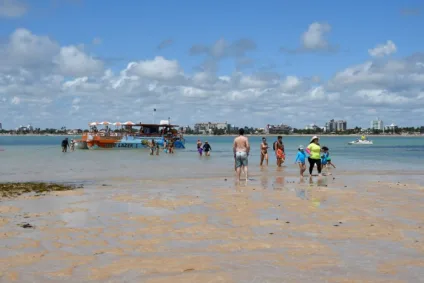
{"left": 0, "top": 135, "right": 424, "bottom": 183}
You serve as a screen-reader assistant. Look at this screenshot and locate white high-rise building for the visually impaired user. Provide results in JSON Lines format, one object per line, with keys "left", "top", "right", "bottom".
{"left": 371, "top": 118, "right": 384, "bottom": 130}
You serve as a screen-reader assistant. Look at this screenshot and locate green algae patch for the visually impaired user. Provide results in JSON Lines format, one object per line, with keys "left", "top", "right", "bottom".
{"left": 0, "top": 182, "right": 79, "bottom": 198}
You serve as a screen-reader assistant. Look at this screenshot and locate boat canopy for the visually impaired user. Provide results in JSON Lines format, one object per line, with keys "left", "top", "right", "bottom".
{"left": 134, "top": 123, "right": 179, "bottom": 128}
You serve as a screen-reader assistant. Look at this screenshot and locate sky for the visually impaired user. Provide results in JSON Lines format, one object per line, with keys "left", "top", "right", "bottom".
{"left": 0, "top": 0, "right": 424, "bottom": 129}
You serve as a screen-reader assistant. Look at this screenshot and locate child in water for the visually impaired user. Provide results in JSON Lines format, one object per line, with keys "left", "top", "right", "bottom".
{"left": 321, "top": 146, "right": 336, "bottom": 172}
{"left": 197, "top": 140, "right": 203, "bottom": 156}
{"left": 294, "top": 145, "right": 307, "bottom": 177}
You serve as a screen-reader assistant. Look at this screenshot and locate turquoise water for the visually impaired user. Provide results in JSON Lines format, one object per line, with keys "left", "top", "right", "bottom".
{"left": 0, "top": 135, "right": 424, "bottom": 183}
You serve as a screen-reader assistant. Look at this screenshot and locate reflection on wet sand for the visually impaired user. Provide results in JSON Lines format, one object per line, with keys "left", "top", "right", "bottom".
{"left": 0, "top": 172, "right": 423, "bottom": 282}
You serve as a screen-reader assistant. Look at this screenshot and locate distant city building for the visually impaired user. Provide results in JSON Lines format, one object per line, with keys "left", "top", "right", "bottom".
{"left": 385, "top": 123, "right": 397, "bottom": 132}
{"left": 420, "top": 126, "right": 424, "bottom": 134}
{"left": 194, "top": 122, "right": 228, "bottom": 134}
{"left": 304, "top": 124, "right": 320, "bottom": 131}
{"left": 324, "top": 119, "right": 346, "bottom": 132}
{"left": 268, "top": 124, "right": 292, "bottom": 134}
{"left": 371, "top": 118, "right": 384, "bottom": 131}
{"left": 16, "top": 124, "right": 34, "bottom": 132}
{"left": 336, "top": 120, "right": 347, "bottom": 132}
{"left": 0, "top": 122, "right": 2, "bottom": 130}
{"left": 325, "top": 119, "right": 337, "bottom": 132}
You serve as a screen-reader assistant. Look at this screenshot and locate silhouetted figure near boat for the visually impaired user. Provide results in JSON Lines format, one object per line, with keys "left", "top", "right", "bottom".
{"left": 155, "top": 141, "right": 160, "bottom": 155}
{"left": 163, "top": 140, "right": 168, "bottom": 153}
{"left": 168, "top": 139, "right": 175, "bottom": 154}
{"left": 61, "top": 138, "right": 69, "bottom": 153}
{"left": 150, "top": 139, "right": 156, "bottom": 155}
{"left": 70, "top": 139, "right": 75, "bottom": 151}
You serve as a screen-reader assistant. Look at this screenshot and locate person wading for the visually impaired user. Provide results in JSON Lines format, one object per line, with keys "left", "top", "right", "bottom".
{"left": 260, "top": 137, "right": 269, "bottom": 166}
{"left": 233, "top": 128, "right": 250, "bottom": 182}
{"left": 274, "top": 136, "right": 285, "bottom": 167}
{"left": 61, "top": 138, "right": 69, "bottom": 153}
{"left": 306, "top": 136, "right": 322, "bottom": 178}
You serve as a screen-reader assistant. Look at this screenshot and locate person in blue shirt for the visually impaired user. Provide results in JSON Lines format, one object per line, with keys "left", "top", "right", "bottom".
{"left": 295, "top": 145, "right": 307, "bottom": 177}
{"left": 321, "top": 146, "right": 336, "bottom": 173}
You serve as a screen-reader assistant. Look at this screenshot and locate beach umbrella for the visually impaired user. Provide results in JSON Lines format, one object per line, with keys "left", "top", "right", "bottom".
{"left": 100, "top": 121, "right": 112, "bottom": 125}
{"left": 123, "top": 121, "right": 135, "bottom": 126}
{"left": 113, "top": 122, "right": 122, "bottom": 126}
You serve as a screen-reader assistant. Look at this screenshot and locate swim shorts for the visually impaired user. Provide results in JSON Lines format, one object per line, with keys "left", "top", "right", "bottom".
{"left": 235, "top": 152, "right": 248, "bottom": 168}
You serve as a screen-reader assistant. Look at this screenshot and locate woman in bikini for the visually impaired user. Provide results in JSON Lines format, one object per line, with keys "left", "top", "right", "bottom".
{"left": 260, "top": 137, "right": 269, "bottom": 166}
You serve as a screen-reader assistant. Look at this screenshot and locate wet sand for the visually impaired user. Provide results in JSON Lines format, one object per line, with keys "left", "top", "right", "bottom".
{"left": 0, "top": 170, "right": 423, "bottom": 282}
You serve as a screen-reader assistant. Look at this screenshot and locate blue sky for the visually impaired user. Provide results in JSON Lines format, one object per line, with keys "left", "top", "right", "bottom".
{"left": 0, "top": 0, "right": 424, "bottom": 129}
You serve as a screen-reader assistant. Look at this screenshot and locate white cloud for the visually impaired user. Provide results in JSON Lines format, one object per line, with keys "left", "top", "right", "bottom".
{"left": 368, "top": 40, "right": 397, "bottom": 57}
{"left": 0, "top": 0, "right": 27, "bottom": 18}
{"left": 302, "top": 22, "right": 332, "bottom": 50}
{"left": 128, "top": 56, "right": 182, "bottom": 81}
{"left": 280, "top": 76, "right": 301, "bottom": 91}
{"left": 239, "top": 75, "right": 270, "bottom": 89}
{"left": 11, "top": 96, "right": 20, "bottom": 105}
{"left": 55, "top": 46, "right": 104, "bottom": 77}
{"left": 0, "top": 28, "right": 423, "bottom": 129}
{"left": 4, "top": 29, "right": 59, "bottom": 68}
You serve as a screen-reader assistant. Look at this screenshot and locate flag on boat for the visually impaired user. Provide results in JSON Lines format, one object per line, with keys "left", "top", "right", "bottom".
{"left": 154, "top": 108, "right": 156, "bottom": 112}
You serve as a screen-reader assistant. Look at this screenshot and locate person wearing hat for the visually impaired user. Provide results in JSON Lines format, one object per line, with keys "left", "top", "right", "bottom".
{"left": 294, "top": 145, "right": 307, "bottom": 177}
{"left": 306, "top": 136, "right": 322, "bottom": 177}
{"left": 203, "top": 141, "right": 212, "bottom": 156}
{"left": 197, "top": 139, "right": 203, "bottom": 156}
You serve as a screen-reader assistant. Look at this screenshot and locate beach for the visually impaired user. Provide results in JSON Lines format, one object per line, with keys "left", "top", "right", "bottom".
{"left": 0, "top": 136, "right": 423, "bottom": 282}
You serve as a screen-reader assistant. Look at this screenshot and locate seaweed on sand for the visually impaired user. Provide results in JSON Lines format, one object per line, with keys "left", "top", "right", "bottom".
{"left": 0, "top": 182, "right": 80, "bottom": 198}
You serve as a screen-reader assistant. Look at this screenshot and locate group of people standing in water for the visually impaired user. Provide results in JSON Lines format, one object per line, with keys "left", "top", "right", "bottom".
{"left": 149, "top": 139, "right": 174, "bottom": 155}
{"left": 196, "top": 140, "right": 212, "bottom": 156}
{"left": 232, "top": 129, "right": 336, "bottom": 182}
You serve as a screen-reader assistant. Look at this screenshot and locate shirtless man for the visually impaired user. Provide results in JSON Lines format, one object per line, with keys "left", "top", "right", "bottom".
{"left": 275, "top": 136, "right": 285, "bottom": 167}
{"left": 260, "top": 137, "right": 269, "bottom": 166}
{"left": 233, "top": 128, "right": 250, "bottom": 181}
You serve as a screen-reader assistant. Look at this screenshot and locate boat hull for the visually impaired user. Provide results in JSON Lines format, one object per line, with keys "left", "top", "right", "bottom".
{"left": 75, "top": 141, "right": 89, "bottom": 149}
{"left": 348, "top": 141, "right": 373, "bottom": 145}
{"left": 86, "top": 135, "right": 185, "bottom": 150}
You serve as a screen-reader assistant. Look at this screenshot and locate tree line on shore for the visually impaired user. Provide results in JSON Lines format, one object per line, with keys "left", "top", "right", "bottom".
{"left": 183, "top": 126, "right": 423, "bottom": 135}
{"left": 1, "top": 126, "right": 423, "bottom": 135}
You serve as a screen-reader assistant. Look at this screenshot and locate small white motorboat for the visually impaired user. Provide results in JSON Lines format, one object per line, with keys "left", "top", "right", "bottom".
{"left": 348, "top": 136, "right": 373, "bottom": 145}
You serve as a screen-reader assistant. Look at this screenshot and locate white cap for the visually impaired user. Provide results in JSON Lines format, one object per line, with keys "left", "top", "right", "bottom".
{"left": 310, "top": 135, "right": 319, "bottom": 143}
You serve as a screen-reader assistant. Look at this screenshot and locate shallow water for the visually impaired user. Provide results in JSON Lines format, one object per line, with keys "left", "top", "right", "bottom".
{"left": 1, "top": 135, "right": 424, "bottom": 183}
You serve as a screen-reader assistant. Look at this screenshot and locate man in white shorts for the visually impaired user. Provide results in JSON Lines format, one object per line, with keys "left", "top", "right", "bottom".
{"left": 233, "top": 128, "right": 250, "bottom": 181}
